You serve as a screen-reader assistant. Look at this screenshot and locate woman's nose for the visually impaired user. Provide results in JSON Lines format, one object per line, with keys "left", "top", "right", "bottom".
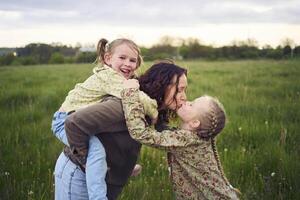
{"left": 181, "top": 92, "right": 187, "bottom": 102}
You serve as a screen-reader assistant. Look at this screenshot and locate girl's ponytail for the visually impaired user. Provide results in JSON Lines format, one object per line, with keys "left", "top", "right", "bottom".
{"left": 96, "top": 38, "right": 108, "bottom": 64}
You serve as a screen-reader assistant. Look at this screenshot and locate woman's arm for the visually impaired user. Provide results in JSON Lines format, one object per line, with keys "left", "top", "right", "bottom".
{"left": 121, "top": 88, "right": 198, "bottom": 150}
{"left": 65, "top": 96, "right": 127, "bottom": 165}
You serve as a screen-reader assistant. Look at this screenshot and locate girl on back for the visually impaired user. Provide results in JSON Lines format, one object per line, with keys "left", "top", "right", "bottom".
{"left": 52, "top": 38, "right": 157, "bottom": 199}
{"left": 121, "top": 79, "right": 240, "bottom": 199}
{"left": 54, "top": 61, "right": 188, "bottom": 200}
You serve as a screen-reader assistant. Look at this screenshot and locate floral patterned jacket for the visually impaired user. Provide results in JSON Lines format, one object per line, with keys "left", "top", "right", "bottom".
{"left": 60, "top": 64, "right": 157, "bottom": 119}
{"left": 121, "top": 88, "right": 239, "bottom": 200}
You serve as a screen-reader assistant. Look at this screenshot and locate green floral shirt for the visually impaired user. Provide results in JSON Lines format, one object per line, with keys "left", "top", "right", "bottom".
{"left": 60, "top": 64, "right": 157, "bottom": 119}
{"left": 121, "top": 88, "right": 239, "bottom": 200}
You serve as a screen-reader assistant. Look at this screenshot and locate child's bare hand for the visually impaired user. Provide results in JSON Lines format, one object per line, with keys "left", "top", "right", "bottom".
{"left": 131, "top": 164, "right": 142, "bottom": 177}
{"left": 151, "top": 117, "right": 158, "bottom": 125}
{"left": 123, "top": 79, "right": 140, "bottom": 89}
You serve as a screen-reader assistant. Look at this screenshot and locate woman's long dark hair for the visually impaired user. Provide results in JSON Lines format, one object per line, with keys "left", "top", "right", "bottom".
{"left": 139, "top": 61, "right": 187, "bottom": 130}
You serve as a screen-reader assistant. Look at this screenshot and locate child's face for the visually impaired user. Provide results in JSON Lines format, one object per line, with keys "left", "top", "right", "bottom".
{"left": 105, "top": 43, "right": 138, "bottom": 79}
{"left": 177, "top": 97, "right": 210, "bottom": 123}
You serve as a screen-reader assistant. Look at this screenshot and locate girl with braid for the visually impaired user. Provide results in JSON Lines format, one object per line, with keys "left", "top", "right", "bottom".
{"left": 121, "top": 79, "right": 240, "bottom": 200}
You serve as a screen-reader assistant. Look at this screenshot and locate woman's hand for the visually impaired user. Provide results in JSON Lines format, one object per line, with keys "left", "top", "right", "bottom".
{"left": 123, "top": 79, "right": 140, "bottom": 89}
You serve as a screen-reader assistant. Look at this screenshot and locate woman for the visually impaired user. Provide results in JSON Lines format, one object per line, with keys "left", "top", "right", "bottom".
{"left": 54, "top": 62, "right": 188, "bottom": 200}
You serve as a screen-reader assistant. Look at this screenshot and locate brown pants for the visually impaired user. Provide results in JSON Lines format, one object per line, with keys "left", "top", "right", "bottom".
{"left": 107, "top": 184, "right": 123, "bottom": 200}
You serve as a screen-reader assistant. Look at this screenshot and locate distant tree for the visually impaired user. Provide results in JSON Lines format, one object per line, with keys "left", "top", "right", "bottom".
{"left": 147, "top": 44, "right": 178, "bottom": 60}
{"left": 76, "top": 52, "right": 97, "bottom": 63}
{"left": 140, "top": 47, "right": 151, "bottom": 61}
{"left": 260, "top": 45, "right": 273, "bottom": 58}
{"left": 283, "top": 45, "right": 292, "bottom": 58}
{"left": 18, "top": 56, "right": 38, "bottom": 65}
{"left": 281, "top": 38, "right": 295, "bottom": 58}
{"left": 265, "top": 46, "right": 283, "bottom": 59}
{"left": 0, "top": 53, "right": 15, "bottom": 66}
{"left": 17, "top": 43, "right": 52, "bottom": 63}
{"left": 294, "top": 46, "right": 300, "bottom": 58}
{"left": 232, "top": 38, "right": 258, "bottom": 47}
{"left": 159, "top": 36, "right": 175, "bottom": 46}
{"left": 179, "top": 39, "right": 214, "bottom": 59}
{"left": 49, "top": 52, "right": 65, "bottom": 64}
{"left": 220, "top": 46, "right": 239, "bottom": 59}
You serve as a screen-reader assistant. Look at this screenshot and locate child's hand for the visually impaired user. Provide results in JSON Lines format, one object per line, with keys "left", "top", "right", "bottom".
{"left": 151, "top": 117, "right": 158, "bottom": 125}
{"left": 123, "top": 79, "right": 140, "bottom": 89}
{"left": 131, "top": 164, "right": 142, "bottom": 177}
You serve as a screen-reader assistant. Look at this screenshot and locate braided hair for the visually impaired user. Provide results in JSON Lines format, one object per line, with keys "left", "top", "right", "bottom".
{"left": 195, "top": 96, "right": 226, "bottom": 139}
{"left": 194, "top": 96, "right": 241, "bottom": 195}
{"left": 194, "top": 96, "right": 233, "bottom": 186}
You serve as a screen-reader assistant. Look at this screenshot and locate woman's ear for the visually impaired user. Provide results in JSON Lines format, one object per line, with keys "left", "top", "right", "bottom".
{"left": 189, "top": 119, "right": 200, "bottom": 129}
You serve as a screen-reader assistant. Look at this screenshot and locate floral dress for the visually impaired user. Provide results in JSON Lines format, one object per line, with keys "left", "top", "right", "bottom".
{"left": 121, "top": 88, "right": 239, "bottom": 200}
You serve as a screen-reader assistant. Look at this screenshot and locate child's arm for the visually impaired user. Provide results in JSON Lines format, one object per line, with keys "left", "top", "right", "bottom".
{"left": 121, "top": 87, "right": 198, "bottom": 150}
{"left": 94, "top": 66, "right": 158, "bottom": 121}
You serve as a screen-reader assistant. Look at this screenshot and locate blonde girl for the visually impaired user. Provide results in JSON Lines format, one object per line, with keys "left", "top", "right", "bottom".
{"left": 52, "top": 38, "right": 157, "bottom": 200}
{"left": 121, "top": 79, "right": 240, "bottom": 199}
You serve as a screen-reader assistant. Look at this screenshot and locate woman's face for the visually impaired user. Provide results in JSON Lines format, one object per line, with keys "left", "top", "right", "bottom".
{"left": 163, "top": 74, "right": 188, "bottom": 111}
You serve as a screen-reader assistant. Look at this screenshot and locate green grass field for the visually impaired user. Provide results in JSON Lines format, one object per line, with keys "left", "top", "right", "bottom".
{"left": 0, "top": 60, "right": 299, "bottom": 199}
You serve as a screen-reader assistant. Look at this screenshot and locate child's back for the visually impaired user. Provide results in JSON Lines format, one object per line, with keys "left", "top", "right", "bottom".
{"left": 61, "top": 65, "right": 124, "bottom": 112}
{"left": 167, "top": 131, "right": 238, "bottom": 199}
{"left": 121, "top": 84, "right": 240, "bottom": 199}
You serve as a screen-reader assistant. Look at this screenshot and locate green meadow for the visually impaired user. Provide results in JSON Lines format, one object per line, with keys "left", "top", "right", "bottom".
{"left": 0, "top": 60, "right": 299, "bottom": 199}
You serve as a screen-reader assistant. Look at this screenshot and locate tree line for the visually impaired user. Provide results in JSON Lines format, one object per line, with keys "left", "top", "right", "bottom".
{"left": 1, "top": 38, "right": 299, "bottom": 66}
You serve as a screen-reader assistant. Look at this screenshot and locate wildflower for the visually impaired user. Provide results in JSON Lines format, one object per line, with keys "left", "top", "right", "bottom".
{"left": 271, "top": 172, "right": 275, "bottom": 177}
{"left": 265, "top": 121, "right": 268, "bottom": 125}
{"left": 28, "top": 190, "right": 34, "bottom": 195}
{"left": 4, "top": 172, "right": 10, "bottom": 176}
{"left": 238, "top": 127, "right": 242, "bottom": 131}
{"left": 224, "top": 148, "right": 228, "bottom": 152}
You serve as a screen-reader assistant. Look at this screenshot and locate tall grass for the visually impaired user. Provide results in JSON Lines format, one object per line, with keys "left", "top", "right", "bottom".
{"left": 0, "top": 60, "right": 299, "bottom": 199}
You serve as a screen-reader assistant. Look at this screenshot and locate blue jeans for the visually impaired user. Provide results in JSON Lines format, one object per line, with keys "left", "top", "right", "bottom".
{"left": 54, "top": 152, "right": 88, "bottom": 199}
{"left": 52, "top": 111, "right": 108, "bottom": 200}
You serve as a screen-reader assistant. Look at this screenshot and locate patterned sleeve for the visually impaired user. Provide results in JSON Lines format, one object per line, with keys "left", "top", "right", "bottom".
{"left": 138, "top": 91, "right": 158, "bottom": 120}
{"left": 121, "top": 88, "right": 197, "bottom": 150}
{"left": 94, "top": 65, "right": 158, "bottom": 119}
{"left": 93, "top": 65, "right": 125, "bottom": 98}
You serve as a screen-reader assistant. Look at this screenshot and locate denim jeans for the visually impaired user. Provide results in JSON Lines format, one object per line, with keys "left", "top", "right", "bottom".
{"left": 52, "top": 111, "right": 108, "bottom": 200}
{"left": 54, "top": 152, "right": 89, "bottom": 200}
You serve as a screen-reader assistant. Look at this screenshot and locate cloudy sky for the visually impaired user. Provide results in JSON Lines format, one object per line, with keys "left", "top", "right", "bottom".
{"left": 1, "top": 0, "right": 300, "bottom": 47}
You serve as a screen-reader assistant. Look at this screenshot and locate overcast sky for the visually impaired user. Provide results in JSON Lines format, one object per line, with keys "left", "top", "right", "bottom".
{"left": 1, "top": 0, "right": 300, "bottom": 47}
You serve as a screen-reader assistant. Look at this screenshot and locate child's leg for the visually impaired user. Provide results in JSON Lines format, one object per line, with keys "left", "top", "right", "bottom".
{"left": 51, "top": 111, "right": 69, "bottom": 146}
{"left": 86, "top": 136, "right": 108, "bottom": 200}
